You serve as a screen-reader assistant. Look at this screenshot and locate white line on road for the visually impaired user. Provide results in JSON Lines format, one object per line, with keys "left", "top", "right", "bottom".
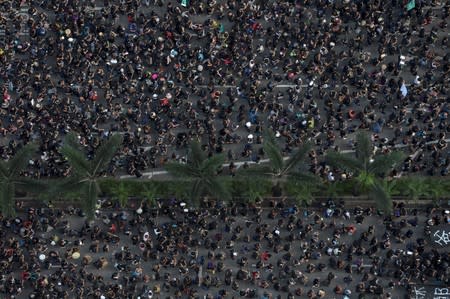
{"left": 118, "top": 137, "right": 450, "bottom": 179}
{"left": 199, "top": 83, "right": 413, "bottom": 89}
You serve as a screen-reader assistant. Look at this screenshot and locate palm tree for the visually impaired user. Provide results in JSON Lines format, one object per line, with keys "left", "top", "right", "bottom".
{"left": 111, "top": 181, "right": 129, "bottom": 208}
{"left": 370, "top": 178, "right": 399, "bottom": 214}
{"left": 0, "top": 143, "right": 47, "bottom": 216}
{"left": 139, "top": 182, "right": 161, "bottom": 208}
{"left": 55, "top": 132, "right": 123, "bottom": 219}
{"left": 164, "top": 140, "right": 231, "bottom": 206}
{"left": 285, "top": 179, "right": 319, "bottom": 207}
{"left": 400, "top": 177, "right": 429, "bottom": 202}
{"left": 325, "top": 132, "right": 405, "bottom": 213}
{"left": 239, "top": 178, "right": 272, "bottom": 204}
{"left": 238, "top": 129, "right": 318, "bottom": 205}
{"left": 239, "top": 129, "right": 316, "bottom": 183}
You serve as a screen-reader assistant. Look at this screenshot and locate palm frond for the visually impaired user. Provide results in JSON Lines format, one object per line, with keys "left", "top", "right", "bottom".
{"left": 368, "top": 151, "right": 405, "bottom": 177}
{"left": 166, "top": 181, "right": 189, "bottom": 199}
{"left": 241, "top": 178, "right": 270, "bottom": 203}
{"left": 425, "top": 178, "right": 447, "bottom": 200}
{"left": 325, "top": 182, "right": 340, "bottom": 199}
{"left": 140, "top": 183, "right": 161, "bottom": 206}
{"left": 0, "top": 162, "right": 9, "bottom": 179}
{"left": 402, "top": 177, "right": 428, "bottom": 200}
{"left": 13, "top": 177, "right": 49, "bottom": 194}
{"left": 285, "top": 180, "right": 317, "bottom": 207}
{"left": 90, "top": 134, "right": 123, "bottom": 175}
{"left": 60, "top": 145, "right": 91, "bottom": 176}
{"left": 188, "top": 141, "right": 206, "bottom": 168}
{"left": 7, "top": 143, "right": 37, "bottom": 177}
{"left": 288, "top": 171, "right": 320, "bottom": 184}
{"left": 263, "top": 141, "right": 283, "bottom": 175}
{"left": 236, "top": 165, "right": 275, "bottom": 178}
{"left": 206, "top": 178, "right": 232, "bottom": 202}
{"left": 111, "top": 181, "right": 129, "bottom": 208}
{"left": 200, "top": 154, "right": 225, "bottom": 175}
{"left": 370, "top": 182, "right": 393, "bottom": 214}
{"left": 82, "top": 180, "right": 100, "bottom": 220}
{"left": 262, "top": 129, "right": 284, "bottom": 173}
{"left": 0, "top": 182, "right": 15, "bottom": 217}
{"left": 165, "top": 161, "right": 200, "bottom": 178}
{"left": 355, "top": 132, "right": 372, "bottom": 169}
{"left": 49, "top": 177, "right": 87, "bottom": 197}
{"left": 282, "top": 141, "right": 312, "bottom": 176}
{"left": 325, "top": 151, "right": 363, "bottom": 173}
{"left": 64, "top": 132, "right": 83, "bottom": 150}
{"left": 189, "top": 179, "right": 205, "bottom": 206}
{"left": 383, "top": 179, "right": 400, "bottom": 196}
{"left": 263, "top": 128, "right": 278, "bottom": 146}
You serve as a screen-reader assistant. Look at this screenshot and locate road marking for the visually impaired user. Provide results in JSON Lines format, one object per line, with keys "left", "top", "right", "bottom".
{"left": 118, "top": 137, "right": 450, "bottom": 179}
{"left": 351, "top": 264, "right": 373, "bottom": 268}
{"left": 198, "top": 83, "right": 412, "bottom": 89}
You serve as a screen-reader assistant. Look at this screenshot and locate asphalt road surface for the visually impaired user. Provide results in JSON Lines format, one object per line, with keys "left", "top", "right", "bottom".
{"left": 3, "top": 201, "right": 449, "bottom": 299}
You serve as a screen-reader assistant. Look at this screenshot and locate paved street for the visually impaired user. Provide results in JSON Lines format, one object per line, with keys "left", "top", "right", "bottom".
{"left": 0, "top": 0, "right": 449, "bottom": 179}
{"left": 2, "top": 201, "right": 448, "bottom": 299}
{"left": 0, "top": 1, "right": 449, "bottom": 298}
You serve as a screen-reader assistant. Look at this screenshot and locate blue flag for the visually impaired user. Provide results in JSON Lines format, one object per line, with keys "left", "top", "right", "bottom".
{"left": 400, "top": 83, "right": 408, "bottom": 97}
{"left": 406, "top": 0, "right": 415, "bottom": 11}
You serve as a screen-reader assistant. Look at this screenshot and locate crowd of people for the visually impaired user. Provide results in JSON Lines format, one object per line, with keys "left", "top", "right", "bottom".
{"left": 0, "top": 198, "right": 449, "bottom": 298}
{"left": 0, "top": 1, "right": 450, "bottom": 298}
{"left": 0, "top": 0, "right": 449, "bottom": 178}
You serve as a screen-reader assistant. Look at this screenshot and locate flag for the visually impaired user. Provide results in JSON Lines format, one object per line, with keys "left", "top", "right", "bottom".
{"left": 406, "top": 0, "right": 415, "bottom": 11}
{"left": 400, "top": 83, "right": 408, "bottom": 97}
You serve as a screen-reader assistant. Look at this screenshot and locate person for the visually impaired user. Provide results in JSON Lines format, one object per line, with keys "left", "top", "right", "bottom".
{"left": 0, "top": 0, "right": 447, "bottom": 180}
{"left": 0, "top": 0, "right": 449, "bottom": 297}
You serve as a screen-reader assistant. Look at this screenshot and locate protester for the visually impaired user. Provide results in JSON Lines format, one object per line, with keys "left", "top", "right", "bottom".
{"left": 0, "top": 0, "right": 449, "bottom": 297}
{"left": 0, "top": 0, "right": 448, "bottom": 178}
{"left": 0, "top": 198, "right": 449, "bottom": 298}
